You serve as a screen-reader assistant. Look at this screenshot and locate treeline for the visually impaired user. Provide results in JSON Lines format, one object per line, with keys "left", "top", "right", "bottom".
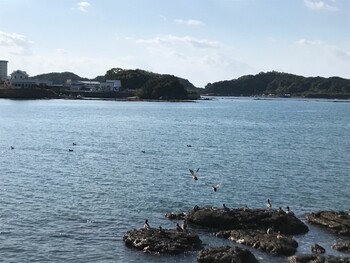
{"left": 105, "top": 68, "right": 197, "bottom": 100}
{"left": 204, "top": 71, "right": 350, "bottom": 98}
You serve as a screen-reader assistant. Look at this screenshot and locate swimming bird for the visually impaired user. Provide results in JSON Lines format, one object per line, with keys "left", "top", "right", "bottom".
{"left": 144, "top": 219, "right": 150, "bottom": 230}
{"left": 266, "top": 199, "right": 272, "bottom": 209}
{"left": 141, "top": 150, "right": 146, "bottom": 153}
{"left": 69, "top": 149, "right": 73, "bottom": 152}
{"left": 176, "top": 223, "right": 183, "bottom": 232}
{"left": 189, "top": 168, "right": 199, "bottom": 180}
{"left": 212, "top": 184, "right": 220, "bottom": 192}
{"left": 187, "top": 144, "right": 192, "bottom": 147}
{"left": 10, "top": 146, "right": 14, "bottom": 150}
{"left": 72, "top": 143, "right": 77, "bottom": 146}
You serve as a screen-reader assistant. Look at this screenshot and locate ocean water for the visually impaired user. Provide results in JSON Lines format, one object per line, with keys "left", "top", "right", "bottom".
{"left": 0, "top": 97, "right": 349, "bottom": 262}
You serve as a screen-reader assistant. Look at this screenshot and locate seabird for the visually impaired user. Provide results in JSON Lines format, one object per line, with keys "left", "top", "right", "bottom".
{"left": 223, "top": 204, "right": 229, "bottom": 211}
{"left": 69, "top": 149, "right": 73, "bottom": 152}
{"left": 181, "top": 221, "right": 187, "bottom": 232}
{"left": 141, "top": 150, "right": 146, "bottom": 153}
{"left": 277, "top": 231, "right": 282, "bottom": 239}
{"left": 10, "top": 146, "right": 14, "bottom": 150}
{"left": 267, "top": 227, "right": 274, "bottom": 235}
{"left": 72, "top": 143, "right": 77, "bottom": 146}
{"left": 266, "top": 199, "right": 272, "bottom": 209}
{"left": 285, "top": 206, "right": 294, "bottom": 215}
{"left": 189, "top": 168, "right": 199, "bottom": 180}
{"left": 243, "top": 205, "right": 249, "bottom": 211}
{"left": 144, "top": 219, "right": 150, "bottom": 230}
{"left": 187, "top": 144, "right": 192, "bottom": 147}
{"left": 176, "top": 223, "right": 183, "bottom": 232}
{"left": 212, "top": 184, "right": 219, "bottom": 192}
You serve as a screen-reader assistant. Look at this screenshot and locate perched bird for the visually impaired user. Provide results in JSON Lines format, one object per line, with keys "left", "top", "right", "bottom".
{"left": 277, "top": 231, "right": 282, "bottom": 239}
{"left": 267, "top": 227, "right": 274, "bottom": 235}
{"left": 189, "top": 168, "right": 199, "bottom": 180}
{"left": 243, "top": 205, "right": 249, "bottom": 211}
{"left": 223, "top": 204, "right": 229, "bottom": 211}
{"left": 158, "top": 226, "right": 163, "bottom": 232}
{"left": 181, "top": 221, "right": 187, "bottom": 232}
{"left": 286, "top": 206, "right": 294, "bottom": 215}
{"left": 144, "top": 219, "right": 150, "bottom": 230}
{"left": 266, "top": 199, "right": 272, "bottom": 209}
{"left": 176, "top": 223, "right": 183, "bottom": 232}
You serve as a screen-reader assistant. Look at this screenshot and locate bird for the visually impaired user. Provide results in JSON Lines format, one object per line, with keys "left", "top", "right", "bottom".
{"left": 223, "top": 204, "right": 229, "bottom": 211}
{"left": 286, "top": 206, "right": 294, "bottom": 215}
{"left": 187, "top": 144, "right": 192, "bottom": 147}
{"left": 266, "top": 199, "right": 272, "bottom": 209}
{"left": 277, "top": 231, "right": 283, "bottom": 239}
{"left": 267, "top": 227, "right": 274, "bottom": 234}
{"left": 144, "top": 219, "right": 150, "bottom": 230}
{"left": 243, "top": 205, "right": 249, "bottom": 211}
{"left": 10, "top": 146, "right": 14, "bottom": 150}
{"left": 176, "top": 223, "right": 183, "bottom": 232}
{"left": 68, "top": 149, "right": 73, "bottom": 152}
{"left": 212, "top": 184, "right": 220, "bottom": 192}
{"left": 72, "top": 143, "right": 77, "bottom": 146}
{"left": 189, "top": 168, "right": 199, "bottom": 180}
{"left": 141, "top": 150, "right": 146, "bottom": 153}
{"left": 181, "top": 221, "right": 188, "bottom": 232}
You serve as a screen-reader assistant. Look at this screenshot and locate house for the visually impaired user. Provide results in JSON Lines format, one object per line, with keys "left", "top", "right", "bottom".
{"left": 10, "top": 70, "right": 37, "bottom": 88}
{"left": 100, "top": 80, "right": 122, "bottom": 92}
{"left": 66, "top": 79, "right": 122, "bottom": 92}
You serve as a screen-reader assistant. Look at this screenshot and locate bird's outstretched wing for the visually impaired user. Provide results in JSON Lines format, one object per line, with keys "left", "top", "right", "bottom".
{"left": 189, "top": 169, "right": 195, "bottom": 176}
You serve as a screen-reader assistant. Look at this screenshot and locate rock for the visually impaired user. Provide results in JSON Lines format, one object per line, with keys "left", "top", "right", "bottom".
{"left": 305, "top": 211, "right": 350, "bottom": 236}
{"left": 123, "top": 227, "right": 202, "bottom": 254}
{"left": 332, "top": 240, "right": 350, "bottom": 253}
{"left": 165, "top": 212, "right": 186, "bottom": 220}
{"left": 216, "top": 229, "right": 298, "bottom": 256}
{"left": 197, "top": 246, "right": 258, "bottom": 263}
{"left": 312, "top": 243, "right": 326, "bottom": 254}
{"left": 186, "top": 207, "right": 308, "bottom": 235}
{"left": 288, "top": 254, "right": 350, "bottom": 263}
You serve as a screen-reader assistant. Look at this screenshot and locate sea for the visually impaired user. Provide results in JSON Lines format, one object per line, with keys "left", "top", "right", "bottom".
{"left": 0, "top": 97, "right": 349, "bottom": 262}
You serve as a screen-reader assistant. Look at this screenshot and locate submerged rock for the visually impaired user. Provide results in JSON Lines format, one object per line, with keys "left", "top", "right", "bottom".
{"left": 305, "top": 211, "right": 350, "bottom": 236}
{"left": 186, "top": 207, "right": 308, "bottom": 235}
{"left": 288, "top": 254, "right": 350, "bottom": 263}
{"left": 216, "top": 229, "right": 298, "bottom": 256}
{"left": 123, "top": 228, "right": 202, "bottom": 254}
{"left": 332, "top": 240, "right": 350, "bottom": 253}
{"left": 197, "top": 246, "right": 258, "bottom": 263}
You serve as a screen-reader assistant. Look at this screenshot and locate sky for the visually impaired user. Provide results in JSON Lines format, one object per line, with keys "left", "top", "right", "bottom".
{"left": 0, "top": 0, "right": 349, "bottom": 87}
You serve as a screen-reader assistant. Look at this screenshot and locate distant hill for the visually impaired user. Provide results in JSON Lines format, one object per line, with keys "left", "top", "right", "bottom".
{"left": 204, "top": 71, "right": 350, "bottom": 98}
{"left": 30, "top": 72, "right": 88, "bottom": 85}
{"left": 105, "top": 68, "right": 198, "bottom": 100}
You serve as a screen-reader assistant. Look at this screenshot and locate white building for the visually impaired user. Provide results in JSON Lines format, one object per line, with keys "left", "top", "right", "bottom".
{"left": 0, "top": 60, "right": 8, "bottom": 81}
{"left": 100, "top": 80, "right": 122, "bottom": 92}
{"left": 10, "top": 70, "right": 37, "bottom": 88}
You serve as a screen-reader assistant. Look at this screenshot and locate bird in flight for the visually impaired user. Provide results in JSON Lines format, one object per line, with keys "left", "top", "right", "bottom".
{"left": 212, "top": 184, "right": 220, "bottom": 192}
{"left": 189, "top": 168, "right": 199, "bottom": 180}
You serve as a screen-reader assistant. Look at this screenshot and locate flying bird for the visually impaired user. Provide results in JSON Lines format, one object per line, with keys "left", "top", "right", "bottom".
{"left": 189, "top": 168, "right": 199, "bottom": 180}
{"left": 211, "top": 184, "right": 220, "bottom": 192}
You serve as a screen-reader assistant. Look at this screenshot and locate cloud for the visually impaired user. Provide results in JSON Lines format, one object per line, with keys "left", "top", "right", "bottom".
{"left": 174, "top": 19, "right": 205, "bottom": 26}
{"left": 296, "top": 38, "right": 321, "bottom": 46}
{"left": 0, "top": 31, "right": 34, "bottom": 55}
{"left": 137, "top": 35, "right": 220, "bottom": 49}
{"left": 304, "top": 0, "right": 338, "bottom": 11}
{"left": 77, "top": 1, "right": 91, "bottom": 12}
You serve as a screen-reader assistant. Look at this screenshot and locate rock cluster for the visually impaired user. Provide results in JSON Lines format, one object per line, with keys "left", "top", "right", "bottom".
{"left": 123, "top": 228, "right": 202, "bottom": 254}
{"left": 216, "top": 229, "right": 298, "bottom": 256}
{"left": 332, "top": 240, "right": 350, "bottom": 253}
{"left": 186, "top": 207, "right": 309, "bottom": 235}
{"left": 306, "top": 211, "right": 350, "bottom": 236}
{"left": 288, "top": 254, "right": 350, "bottom": 263}
{"left": 197, "top": 246, "right": 258, "bottom": 263}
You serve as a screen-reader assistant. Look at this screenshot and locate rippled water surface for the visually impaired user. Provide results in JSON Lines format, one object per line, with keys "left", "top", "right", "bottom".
{"left": 0, "top": 98, "right": 349, "bottom": 262}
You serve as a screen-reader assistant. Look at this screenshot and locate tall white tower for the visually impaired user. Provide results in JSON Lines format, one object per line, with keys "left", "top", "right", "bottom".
{"left": 0, "top": 60, "right": 8, "bottom": 81}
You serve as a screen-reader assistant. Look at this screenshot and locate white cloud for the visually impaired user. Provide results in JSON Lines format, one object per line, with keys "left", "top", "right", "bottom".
{"left": 137, "top": 35, "right": 220, "bottom": 49}
{"left": 0, "top": 31, "right": 34, "bottom": 55}
{"left": 77, "top": 1, "right": 91, "bottom": 12}
{"left": 296, "top": 38, "right": 321, "bottom": 46}
{"left": 174, "top": 19, "right": 205, "bottom": 26}
{"left": 304, "top": 0, "right": 338, "bottom": 11}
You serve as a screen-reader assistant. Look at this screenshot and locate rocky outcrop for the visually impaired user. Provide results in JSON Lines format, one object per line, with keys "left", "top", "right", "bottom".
{"left": 185, "top": 207, "right": 308, "bottom": 235}
{"left": 312, "top": 243, "right": 326, "bottom": 254}
{"left": 165, "top": 212, "right": 186, "bottom": 220}
{"left": 288, "top": 254, "right": 350, "bottom": 263}
{"left": 305, "top": 211, "right": 350, "bottom": 236}
{"left": 123, "top": 228, "right": 202, "bottom": 254}
{"left": 216, "top": 229, "right": 298, "bottom": 256}
{"left": 197, "top": 246, "right": 258, "bottom": 263}
{"left": 332, "top": 240, "right": 350, "bottom": 253}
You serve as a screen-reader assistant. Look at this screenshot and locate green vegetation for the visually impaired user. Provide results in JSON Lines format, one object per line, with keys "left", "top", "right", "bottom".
{"left": 204, "top": 71, "right": 350, "bottom": 98}
{"left": 31, "top": 72, "right": 88, "bottom": 85}
{"left": 105, "top": 68, "right": 191, "bottom": 100}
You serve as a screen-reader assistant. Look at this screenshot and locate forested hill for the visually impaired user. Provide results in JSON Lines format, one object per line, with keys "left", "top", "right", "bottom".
{"left": 204, "top": 72, "right": 350, "bottom": 98}
{"left": 31, "top": 72, "right": 88, "bottom": 84}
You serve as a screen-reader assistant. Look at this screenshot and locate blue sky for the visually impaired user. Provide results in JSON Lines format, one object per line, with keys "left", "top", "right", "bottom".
{"left": 0, "top": 0, "right": 349, "bottom": 87}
